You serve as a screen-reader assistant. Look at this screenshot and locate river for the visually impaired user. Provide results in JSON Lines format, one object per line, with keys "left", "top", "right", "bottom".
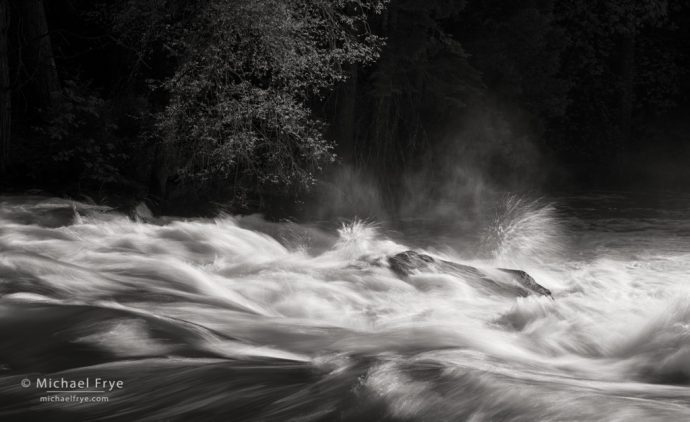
{"left": 0, "top": 193, "right": 689, "bottom": 421}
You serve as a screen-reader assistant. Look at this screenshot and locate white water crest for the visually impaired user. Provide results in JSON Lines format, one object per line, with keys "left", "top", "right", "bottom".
{"left": 1, "top": 193, "right": 690, "bottom": 421}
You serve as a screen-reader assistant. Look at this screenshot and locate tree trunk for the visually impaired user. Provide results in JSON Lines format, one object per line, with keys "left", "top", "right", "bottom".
{"left": 617, "top": 28, "right": 635, "bottom": 150}
{"left": 334, "top": 64, "right": 358, "bottom": 163}
{"left": 149, "top": 142, "right": 169, "bottom": 199}
{"left": 17, "top": 0, "right": 59, "bottom": 109}
{"left": 0, "top": 0, "right": 9, "bottom": 172}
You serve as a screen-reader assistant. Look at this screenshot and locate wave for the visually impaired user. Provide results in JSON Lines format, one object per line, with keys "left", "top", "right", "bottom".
{"left": 1, "top": 195, "right": 689, "bottom": 421}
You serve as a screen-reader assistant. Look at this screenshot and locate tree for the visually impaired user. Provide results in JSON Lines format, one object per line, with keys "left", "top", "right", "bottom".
{"left": 109, "top": 0, "right": 386, "bottom": 207}
{"left": 552, "top": 0, "right": 671, "bottom": 180}
{"left": 447, "top": 0, "right": 569, "bottom": 189}
{"left": 0, "top": 0, "right": 9, "bottom": 172}
{"left": 347, "top": 0, "right": 481, "bottom": 193}
{"left": 16, "top": 0, "right": 60, "bottom": 108}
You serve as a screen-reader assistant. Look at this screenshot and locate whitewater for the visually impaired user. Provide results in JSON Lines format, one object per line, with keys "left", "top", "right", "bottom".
{"left": 0, "top": 193, "right": 689, "bottom": 421}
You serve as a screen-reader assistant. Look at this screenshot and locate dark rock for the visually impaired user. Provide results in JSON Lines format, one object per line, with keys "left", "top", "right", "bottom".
{"left": 126, "top": 202, "right": 154, "bottom": 222}
{"left": 388, "top": 250, "right": 435, "bottom": 277}
{"left": 498, "top": 268, "right": 552, "bottom": 298}
{"left": 387, "top": 250, "right": 552, "bottom": 298}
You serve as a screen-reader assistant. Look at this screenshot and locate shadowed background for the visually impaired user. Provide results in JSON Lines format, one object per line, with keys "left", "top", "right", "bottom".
{"left": 0, "top": 0, "right": 688, "bottom": 218}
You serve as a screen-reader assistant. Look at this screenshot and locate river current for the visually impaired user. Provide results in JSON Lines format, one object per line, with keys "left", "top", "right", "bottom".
{"left": 0, "top": 193, "right": 689, "bottom": 421}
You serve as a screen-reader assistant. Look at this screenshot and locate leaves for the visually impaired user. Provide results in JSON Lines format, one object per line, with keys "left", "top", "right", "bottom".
{"left": 112, "top": 0, "right": 386, "bottom": 200}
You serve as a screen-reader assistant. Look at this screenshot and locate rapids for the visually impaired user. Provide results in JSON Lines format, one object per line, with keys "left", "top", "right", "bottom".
{"left": 0, "top": 193, "right": 689, "bottom": 421}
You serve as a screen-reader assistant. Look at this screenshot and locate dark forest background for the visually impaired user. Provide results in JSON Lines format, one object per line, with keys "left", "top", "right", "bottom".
{"left": 0, "top": 0, "right": 689, "bottom": 218}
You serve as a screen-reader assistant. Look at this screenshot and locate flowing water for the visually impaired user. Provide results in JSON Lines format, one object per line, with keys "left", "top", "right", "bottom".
{"left": 0, "top": 193, "right": 689, "bottom": 421}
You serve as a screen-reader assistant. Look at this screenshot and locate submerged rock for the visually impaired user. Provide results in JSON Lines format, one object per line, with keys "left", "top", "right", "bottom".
{"left": 387, "top": 250, "right": 552, "bottom": 298}
{"left": 128, "top": 202, "right": 154, "bottom": 222}
{"left": 388, "top": 250, "right": 435, "bottom": 276}
{"left": 497, "top": 268, "right": 552, "bottom": 297}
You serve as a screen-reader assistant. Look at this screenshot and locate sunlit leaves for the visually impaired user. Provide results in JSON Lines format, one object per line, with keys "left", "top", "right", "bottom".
{"left": 112, "top": 0, "right": 385, "bottom": 202}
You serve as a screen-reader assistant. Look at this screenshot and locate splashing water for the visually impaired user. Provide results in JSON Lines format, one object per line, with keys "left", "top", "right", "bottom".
{"left": 484, "top": 195, "right": 564, "bottom": 267}
{"left": 0, "top": 193, "right": 690, "bottom": 421}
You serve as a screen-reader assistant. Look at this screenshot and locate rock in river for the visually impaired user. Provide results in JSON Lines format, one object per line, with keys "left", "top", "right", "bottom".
{"left": 388, "top": 250, "right": 552, "bottom": 298}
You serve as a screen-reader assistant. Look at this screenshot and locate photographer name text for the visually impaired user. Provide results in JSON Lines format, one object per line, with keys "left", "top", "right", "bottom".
{"left": 29, "top": 377, "right": 124, "bottom": 392}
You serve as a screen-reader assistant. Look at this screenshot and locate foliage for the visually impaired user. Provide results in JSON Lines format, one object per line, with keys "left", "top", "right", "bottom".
{"left": 549, "top": 0, "right": 680, "bottom": 175}
{"left": 107, "top": 0, "right": 386, "bottom": 203}
{"left": 458, "top": 0, "right": 570, "bottom": 119}
{"left": 32, "top": 79, "right": 126, "bottom": 185}
{"left": 351, "top": 0, "right": 481, "bottom": 183}
{"left": 5, "top": 0, "right": 690, "bottom": 211}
